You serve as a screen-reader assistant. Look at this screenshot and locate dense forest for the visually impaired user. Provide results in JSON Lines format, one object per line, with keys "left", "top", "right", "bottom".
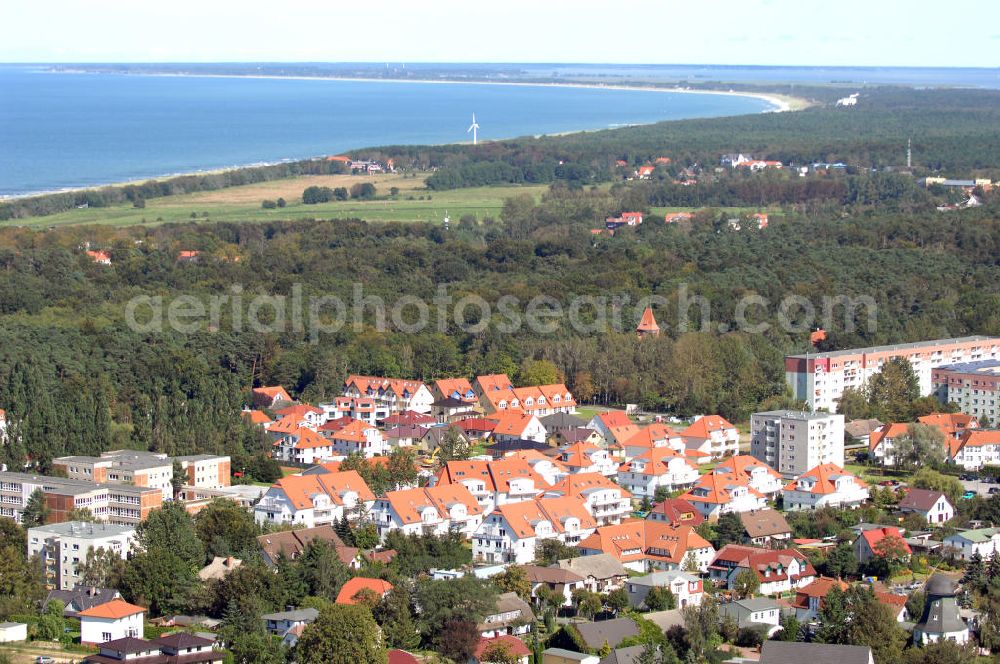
{"left": 0, "top": 87, "right": 999, "bottom": 471}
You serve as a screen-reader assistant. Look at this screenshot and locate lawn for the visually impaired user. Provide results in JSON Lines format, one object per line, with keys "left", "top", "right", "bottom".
{"left": 844, "top": 462, "right": 912, "bottom": 486}
{"left": 12, "top": 172, "right": 549, "bottom": 228}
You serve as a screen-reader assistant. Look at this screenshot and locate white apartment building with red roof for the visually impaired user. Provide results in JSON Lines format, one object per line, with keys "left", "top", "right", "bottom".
{"left": 782, "top": 463, "right": 869, "bottom": 511}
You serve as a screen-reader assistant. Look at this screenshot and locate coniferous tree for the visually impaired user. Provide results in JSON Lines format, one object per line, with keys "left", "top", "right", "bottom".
{"left": 22, "top": 488, "right": 49, "bottom": 527}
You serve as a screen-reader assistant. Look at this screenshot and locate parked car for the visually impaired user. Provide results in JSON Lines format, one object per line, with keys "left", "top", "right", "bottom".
{"left": 988, "top": 487, "right": 1000, "bottom": 495}
{"left": 963, "top": 491, "right": 977, "bottom": 500}
{"left": 36, "top": 657, "right": 55, "bottom": 664}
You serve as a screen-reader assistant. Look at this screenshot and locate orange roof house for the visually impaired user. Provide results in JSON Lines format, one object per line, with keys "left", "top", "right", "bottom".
{"left": 855, "top": 526, "right": 911, "bottom": 564}
{"left": 951, "top": 428, "right": 1000, "bottom": 466}
{"left": 78, "top": 599, "right": 146, "bottom": 620}
{"left": 335, "top": 577, "right": 394, "bottom": 605}
{"left": 433, "top": 378, "right": 478, "bottom": 403}
{"left": 243, "top": 409, "right": 273, "bottom": 426}
{"left": 918, "top": 412, "right": 979, "bottom": 440}
{"left": 636, "top": 307, "right": 660, "bottom": 338}
{"left": 577, "top": 520, "right": 712, "bottom": 572}
{"left": 86, "top": 250, "right": 112, "bottom": 265}
{"left": 791, "top": 576, "right": 848, "bottom": 618}
{"left": 252, "top": 385, "right": 292, "bottom": 408}
{"left": 680, "top": 415, "right": 739, "bottom": 459}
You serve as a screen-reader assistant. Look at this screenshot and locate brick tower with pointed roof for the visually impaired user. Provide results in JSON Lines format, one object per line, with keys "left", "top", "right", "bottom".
{"left": 636, "top": 307, "right": 660, "bottom": 339}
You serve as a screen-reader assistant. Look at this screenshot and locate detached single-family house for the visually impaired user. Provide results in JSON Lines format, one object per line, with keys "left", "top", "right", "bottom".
{"left": 573, "top": 618, "right": 640, "bottom": 650}
{"left": 898, "top": 488, "right": 955, "bottom": 526}
{"left": 709, "top": 545, "right": 816, "bottom": 595}
{"left": 853, "top": 526, "right": 911, "bottom": 565}
{"left": 791, "top": 577, "right": 849, "bottom": 621}
{"left": 587, "top": 412, "right": 640, "bottom": 448}
{"left": 645, "top": 498, "right": 704, "bottom": 528}
{"left": 474, "top": 636, "right": 532, "bottom": 664}
{"left": 718, "top": 598, "right": 782, "bottom": 636}
{"left": 782, "top": 464, "right": 869, "bottom": 511}
{"left": 554, "top": 553, "right": 629, "bottom": 594}
{"left": 739, "top": 509, "right": 792, "bottom": 547}
{"left": 759, "top": 641, "right": 873, "bottom": 664}
{"left": 868, "top": 423, "right": 911, "bottom": 467}
{"left": 271, "top": 426, "right": 335, "bottom": 465}
{"left": 522, "top": 565, "right": 586, "bottom": 608}
{"left": 492, "top": 411, "right": 548, "bottom": 444}
{"left": 621, "top": 424, "right": 686, "bottom": 459}
{"left": 626, "top": 571, "right": 703, "bottom": 609}
{"left": 335, "top": 577, "right": 393, "bottom": 605}
{"left": 943, "top": 527, "right": 1000, "bottom": 561}
{"left": 262, "top": 608, "right": 319, "bottom": 636}
{"left": 252, "top": 386, "right": 292, "bottom": 409}
{"left": 478, "top": 592, "right": 535, "bottom": 638}
{"left": 78, "top": 599, "right": 145, "bottom": 645}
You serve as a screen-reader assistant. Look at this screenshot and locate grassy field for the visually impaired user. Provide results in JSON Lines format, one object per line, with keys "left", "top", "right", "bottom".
{"left": 14, "top": 172, "right": 550, "bottom": 228}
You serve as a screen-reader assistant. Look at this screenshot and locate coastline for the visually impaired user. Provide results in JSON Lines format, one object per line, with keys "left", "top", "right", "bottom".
{"left": 3, "top": 71, "right": 808, "bottom": 202}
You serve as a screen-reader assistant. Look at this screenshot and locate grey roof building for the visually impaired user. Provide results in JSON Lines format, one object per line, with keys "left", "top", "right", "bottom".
{"left": 760, "top": 641, "right": 873, "bottom": 664}
{"left": 574, "top": 617, "right": 640, "bottom": 650}
{"left": 913, "top": 574, "right": 969, "bottom": 646}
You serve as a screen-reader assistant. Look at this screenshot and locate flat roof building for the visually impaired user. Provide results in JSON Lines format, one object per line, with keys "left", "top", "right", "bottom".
{"left": 28, "top": 521, "right": 136, "bottom": 590}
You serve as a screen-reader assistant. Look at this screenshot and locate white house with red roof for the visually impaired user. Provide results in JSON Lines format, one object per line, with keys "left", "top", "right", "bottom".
{"left": 472, "top": 496, "right": 597, "bottom": 564}
{"left": 272, "top": 404, "right": 325, "bottom": 430}
{"left": 343, "top": 375, "right": 434, "bottom": 415}
{"left": 782, "top": 463, "right": 869, "bottom": 511}
{"left": 78, "top": 598, "right": 145, "bottom": 645}
{"left": 680, "top": 473, "right": 767, "bottom": 520}
{"left": 709, "top": 544, "right": 816, "bottom": 595}
{"left": 577, "top": 520, "right": 714, "bottom": 573}
{"left": 949, "top": 429, "right": 1000, "bottom": 470}
{"left": 324, "top": 419, "right": 386, "bottom": 458}
{"left": 711, "top": 455, "right": 784, "bottom": 498}
{"left": 335, "top": 578, "right": 394, "bottom": 605}
{"left": 371, "top": 484, "right": 484, "bottom": 541}
{"left": 491, "top": 411, "right": 547, "bottom": 444}
{"left": 621, "top": 424, "right": 686, "bottom": 460}
{"left": 586, "top": 411, "right": 640, "bottom": 448}
{"left": 605, "top": 212, "right": 643, "bottom": 230}
{"left": 253, "top": 470, "right": 375, "bottom": 528}
{"left": 791, "top": 577, "right": 849, "bottom": 621}
{"left": 432, "top": 378, "right": 479, "bottom": 404}
{"left": 86, "top": 250, "right": 112, "bottom": 265}
{"left": 681, "top": 416, "right": 740, "bottom": 459}
{"left": 479, "top": 384, "right": 577, "bottom": 418}
{"left": 558, "top": 443, "right": 618, "bottom": 477}
{"left": 271, "top": 426, "right": 335, "bottom": 465}
{"left": 646, "top": 498, "right": 705, "bottom": 528}
{"left": 853, "top": 526, "right": 911, "bottom": 565}
{"left": 473, "top": 636, "right": 531, "bottom": 664}
{"left": 868, "top": 423, "right": 911, "bottom": 466}
{"left": 319, "top": 397, "right": 381, "bottom": 426}
{"left": 252, "top": 386, "right": 292, "bottom": 409}
{"left": 543, "top": 473, "right": 632, "bottom": 526}
{"left": 503, "top": 450, "right": 569, "bottom": 485}
{"left": 617, "top": 448, "right": 700, "bottom": 499}
{"left": 434, "top": 458, "right": 551, "bottom": 514}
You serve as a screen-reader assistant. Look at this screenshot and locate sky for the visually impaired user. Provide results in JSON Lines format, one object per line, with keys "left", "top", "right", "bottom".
{"left": 2, "top": 0, "right": 999, "bottom": 68}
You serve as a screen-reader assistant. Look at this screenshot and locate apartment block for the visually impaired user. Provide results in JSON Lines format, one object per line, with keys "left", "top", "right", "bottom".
{"left": 0, "top": 471, "right": 162, "bottom": 526}
{"left": 785, "top": 336, "right": 1000, "bottom": 412}
{"left": 53, "top": 451, "right": 231, "bottom": 500}
{"left": 932, "top": 360, "right": 1000, "bottom": 422}
{"left": 27, "top": 521, "right": 136, "bottom": 590}
{"left": 750, "top": 411, "right": 845, "bottom": 478}
{"left": 175, "top": 455, "right": 231, "bottom": 490}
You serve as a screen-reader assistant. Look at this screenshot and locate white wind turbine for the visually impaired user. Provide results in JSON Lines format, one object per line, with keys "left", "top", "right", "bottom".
{"left": 467, "top": 113, "right": 480, "bottom": 145}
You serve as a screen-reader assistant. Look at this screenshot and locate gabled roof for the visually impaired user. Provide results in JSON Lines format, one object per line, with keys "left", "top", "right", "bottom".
{"left": 783, "top": 463, "right": 866, "bottom": 495}
{"left": 573, "top": 617, "right": 640, "bottom": 650}
{"left": 269, "top": 470, "right": 374, "bottom": 510}
{"left": 858, "top": 527, "right": 911, "bottom": 556}
{"left": 380, "top": 484, "right": 482, "bottom": 525}
{"left": 619, "top": 447, "right": 695, "bottom": 477}
{"left": 546, "top": 472, "right": 630, "bottom": 500}
{"left": 682, "top": 472, "right": 762, "bottom": 505}
{"left": 78, "top": 598, "right": 145, "bottom": 620}
{"left": 335, "top": 577, "right": 394, "bottom": 605}
{"left": 554, "top": 553, "right": 629, "bottom": 580}
{"left": 381, "top": 410, "right": 437, "bottom": 427}
{"left": 868, "top": 423, "right": 910, "bottom": 452}
{"left": 578, "top": 520, "right": 710, "bottom": 566}
{"left": 437, "top": 458, "right": 549, "bottom": 494}
{"left": 475, "top": 635, "right": 531, "bottom": 660}
{"left": 759, "top": 641, "right": 872, "bottom": 664}
{"left": 594, "top": 411, "right": 632, "bottom": 429}
{"left": 492, "top": 496, "right": 595, "bottom": 539}
{"left": 540, "top": 412, "right": 587, "bottom": 429}
{"left": 646, "top": 498, "right": 705, "bottom": 527}
{"left": 559, "top": 442, "right": 603, "bottom": 468}
{"left": 791, "top": 577, "right": 848, "bottom": 608}
{"left": 739, "top": 509, "right": 791, "bottom": 539}
{"left": 327, "top": 419, "right": 377, "bottom": 444}
{"left": 956, "top": 429, "right": 1000, "bottom": 450}
{"left": 253, "top": 386, "right": 291, "bottom": 401}
{"left": 681, "top": 415, "right": 736, "bottom": 439}
{"left": 274, "top": 404, "right": 323, "bottom": 419}
{"left": 918, "top": 412, "right": 978, "bottom": 439}
{"left": 456, "top": 417, "right": 498, "bottom": 433}
{"left": 521, "top": 565, "right": 585, "bottom": 585}
{"left": 622, "top": 424, "right": 682, "bottom": 451}
{"left": 493, "top": 410, "right": 541, "bottom": 438}
{"left": 899, "top": 488, "right": 950, "bottom": 512}
{"left": 476, "top": 374, "right": 514, "bottom": 393}
{"left": 636, "top": 307, "right": 659, "bottom": 333}
{"left": 713, "top": 455, "right": 781, "bottom": 482}
{"left": 273, "top": 425, "right": 328, "bottom": 449}
{"left": 257, "top": 526, "right": 345, "bottom": 564}
{"left": 845, "top": 418, "right": 884, "bottom": 439}
{"left": 243, "top": 410, "right": 273, "bottom": 425}
{"left": 711, "top": 545, "right": 816, "bottom": 584}
{"left": 434, "top": 378, "right": 476, "bottom": 401}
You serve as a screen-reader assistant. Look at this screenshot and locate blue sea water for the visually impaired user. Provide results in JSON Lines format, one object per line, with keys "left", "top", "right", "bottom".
{"left": 0, "top": 66, "right": 776, "bottom": 197}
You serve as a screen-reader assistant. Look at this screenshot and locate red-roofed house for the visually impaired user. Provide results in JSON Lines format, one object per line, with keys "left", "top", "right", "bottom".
{"left": 622, "top": 424, "right": 686, "bottom": 459}
{"left": 434, "top": 457, "right": 551, "bottom": 513}
{"left": 272, "top": 426, "right": 336, "bottom": 465}
{"left": 242, "top": 409, "right": 273, "bottom": 429}
{"left": 791, "top": 577, "right": 849, "bottom": 620}
{"left": 665, "top": 211, "right": 693, "bottom": 224}
{"left": 782, "top": 464, "right": 869, "bottom": 511}
{"left": 254, "top": 471, "right": 375, "bottom": 528}
{"left": 543, "top": 473, "right": 632, "bottom": 525}
{"left": 558, "top": 443, "right": 618, "bottom": 477}
{"left": 324, "top": 419, "right": 386, "bottom": 458}
{"left": 605, "top": 212, "right": 643, "bottom": 230}
{"left": 875, "top": 591, "right": 910, "bottom": 622}
{"left": 854, "top": 526, "right": 911, "bottom": 565}
{"left": 710, "top": 455, "right": 783, "bottom": 497}
{"left": 709, "top": 544, "right": 816, "bottom": 595}
{"left": 344, "top": 375, "right": 434, "bottom": 415}
{"left": 86, "top": 250, "right": 112, "bottom": 265}
{"left": 918, "top": 412, "right": 979, "bottom": 441}
{"left": 587, "top": 411, "right": 640, "bottom": 448}
{"left": 473, "top": 496, "right": 597, "bottom": 564}
{"left": 950, "top": 429, "right": 1000, "bottom": 470}
{"left": 681, "top": 415, "right": 740, "bottom": 459}
{"left": 636, "top": 165, "right": 655, "bottom": 179}
{"left": 577, "top": 520, "right": 715, "bottom": 573}
{"left": 492, "top": 411, "right": 547, "bottom": 444}
{"left": 335, "top": 578, "right": 394, "bottom": 605}
{"left": 273, "top": 403, "right": 325, "bottom": 430}
{"left": 78, "top": 599, "right": 145, "bottom": 645}
{"left": 473, "top": 636, "right": 531, "bottom": 664}
{"left": 618, "top": 448, "right": 700, "bottom": 499}
{"left": 680, "top": 473, "right": 767, "bottom": 520}
{"left": 252, "top": 386, "right": 292, "bottom": 409}
{"left": 433, "top": 378, "right": 479, "bottom": 404}
{"left": 371, "top": 484, "right": 484, "bottom": 540}
{"left": 868, "top": 423, "right": 912, "bottom": 467}
{"left": 646, "top": 498, "right": 705, "bottom": 528}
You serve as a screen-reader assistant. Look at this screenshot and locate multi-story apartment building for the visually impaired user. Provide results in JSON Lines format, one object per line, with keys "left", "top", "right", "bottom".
{"left": 786, "top": 336, "right": 1000, "bottom": 412}
{"left": 472, "top": 496, "right": 596, "bottom": 565}
{"left": 52, "top": 451, "right": 230, "bottom": 500}
{"left": 0, "top": 472, "right": 161, "bottom": 526}
{"left": 28, "top": 521, "right": 136, "bottom": 590}
{"left": 750, "top": 411, "right": 844, "bottom": 478}
{"left": 253, "top": 470, "right": 375, "bottom": 528}
{"left": 343, "top": 375, "right": 435, "bottom": 415}
{"left": 932, "top": 360, "right": 1000, "bottom": 422}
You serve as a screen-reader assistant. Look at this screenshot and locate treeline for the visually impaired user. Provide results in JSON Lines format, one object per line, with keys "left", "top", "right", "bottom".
{"left": 409, "top": 88, "right": 1000, "bottom": 190}
{"left": 0, "top": 159, "right": 350, "bottom": 221}
{"left": 0, "top": 185, "right": 999, "bottom": 467}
